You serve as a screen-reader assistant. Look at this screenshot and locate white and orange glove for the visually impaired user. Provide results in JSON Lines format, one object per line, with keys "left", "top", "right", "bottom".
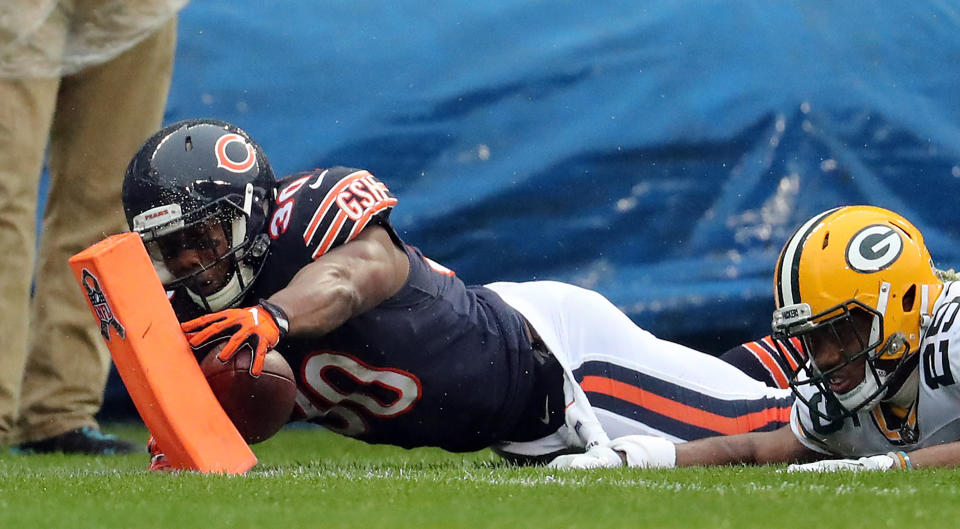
{"left": 181, "top": 299, "right": 289, "bottom": 376}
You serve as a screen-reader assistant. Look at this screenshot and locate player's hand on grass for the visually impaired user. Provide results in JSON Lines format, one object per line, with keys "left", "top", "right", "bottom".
{"left": 607, "top": 435, "right": 676, "bottom": 468}
{"left": 548, "top": 435, "right": 676, "bottom": 469}
{"left": 549, "top": 445, "right": 624, "bottom": 469}
{"left": 787, "top": 454, "right": 897, "bottom": 472}
{"left": 182, "top": 300, "right": 288, "bottom": 376}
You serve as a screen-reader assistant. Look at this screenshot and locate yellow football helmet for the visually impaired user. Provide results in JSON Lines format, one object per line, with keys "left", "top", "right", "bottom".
{"left": 771, "top": 205, "right": 943, "bottom": 420}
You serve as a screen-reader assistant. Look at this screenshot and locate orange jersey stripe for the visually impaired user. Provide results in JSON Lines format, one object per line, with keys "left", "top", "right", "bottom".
{"left": 302, "top": 170, "right": 370, "bottom": 245}
{"left": 580, "top": 375, "right": 791, "bottom": 435}
{"left": 744, "top": 341, "right": 790, "bottom": 389}
{"left": 786, "top": 336, "right": 805, "bottom": 369}
{"left": 312, "top": 210, "right": 350, "bottom": 260}
{"left": 761, "top": 335, "right": 801, "bottom": 371}
{"left": 345, "top": 197, "right": 399, "bottom": 241}
{"left": 311, "top": 195, "right": 398, "bottom": 260}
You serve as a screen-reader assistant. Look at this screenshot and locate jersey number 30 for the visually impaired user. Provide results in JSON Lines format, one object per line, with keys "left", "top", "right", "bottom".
{"left": 295, "top": 352, "right": 422, "bottom": 436}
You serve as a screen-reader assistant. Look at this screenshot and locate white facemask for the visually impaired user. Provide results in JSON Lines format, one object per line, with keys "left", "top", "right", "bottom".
{"left": 185, "top": 260, "right": 255, "bottom": 311}
{"left": 182, "top": 215, "right": 257, "bottom": 312}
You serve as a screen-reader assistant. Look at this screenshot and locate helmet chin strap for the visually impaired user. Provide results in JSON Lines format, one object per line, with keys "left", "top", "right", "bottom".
{"left": 870, "top": 281, "right": 891, "bottom": 346}
{"left": 834, "top": 281, "right": 893, "bottom": 413}
{"left": 838, "top": 355, "right": 920, "bottom": 413}
{"left": 920, "top": 284, "right": 932, "bottom": 331}
{"left": 835, "top": 362, "right": 885, "bottom": 412}
{"left": 186, "top": 260, "right": 255, "bottom": 311}
{"left": 886, "top": 369, "right": 920, "bottom": 408}
{"left": 186, "top": 210, "right": 255, "bottom": 312}
{"left": 833, "top": 330, "right": 915, "bottom": 413}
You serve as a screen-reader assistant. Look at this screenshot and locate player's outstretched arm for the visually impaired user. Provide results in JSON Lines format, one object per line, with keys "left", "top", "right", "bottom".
{"left": 676, "top": 424, "right": 817, "bottom": 466}
{"left": 549, "top": 425, "right": 818, "bottom": 469}
{"left": 265, "top": 225, "right": 410, "bottom": 337}
{"left": 181, "top": 225, "right": 409, "bottom": 375}
{"left": 788, "top": 440, "right": 960, "bottom": 472}
{"left": 904, "top": 441, "right": 960, "bottom": 468}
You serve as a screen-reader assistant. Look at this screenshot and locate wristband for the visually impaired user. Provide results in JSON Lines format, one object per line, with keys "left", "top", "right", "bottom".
{"left": 258, "top": 299, "right": 290, "bottom": 338}
{"left": 886, "top": 450, "right": 913, "bottom": 470}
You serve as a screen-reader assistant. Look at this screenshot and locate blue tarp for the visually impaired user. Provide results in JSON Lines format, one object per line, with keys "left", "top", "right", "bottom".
{"left": 159, "top": 1, "right": 960, "bottom": 351}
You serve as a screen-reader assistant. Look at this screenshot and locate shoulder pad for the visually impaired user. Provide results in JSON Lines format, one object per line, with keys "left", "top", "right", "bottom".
{"left": 268, "top": 167, "right": 398, "bottom": 260}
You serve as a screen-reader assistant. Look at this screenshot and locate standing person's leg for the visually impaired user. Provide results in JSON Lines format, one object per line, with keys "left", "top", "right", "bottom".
{"left": 0, "top": 2, "right": 67, "bottom": 446}
{"left": 15, "top": 18, "right": 177, "bottom": 451}
{"left": 0, "top": 76, "right": 60, "bottom": 446}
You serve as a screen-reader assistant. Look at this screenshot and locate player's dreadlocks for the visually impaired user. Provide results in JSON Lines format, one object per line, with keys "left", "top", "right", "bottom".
{"left": 936, "top": 268, "right": 960, "bottom": 282}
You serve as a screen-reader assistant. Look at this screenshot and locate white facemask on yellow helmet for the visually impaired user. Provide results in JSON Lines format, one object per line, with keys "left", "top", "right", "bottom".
{"left": 771, "top": 205, "right": 943, "bottom": 421}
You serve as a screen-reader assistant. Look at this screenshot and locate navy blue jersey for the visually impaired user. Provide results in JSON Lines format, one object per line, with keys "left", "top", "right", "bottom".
{"left": 171, "top": 167, "right": 540, "bottom": 452}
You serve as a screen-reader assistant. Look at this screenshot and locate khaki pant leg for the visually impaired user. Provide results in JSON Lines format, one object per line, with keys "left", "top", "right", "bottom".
{"left": 15, "top": 18, "right": 177, "bottom": 442}
{"left": 0, "top": 78, "right": 60, "bottom": 444}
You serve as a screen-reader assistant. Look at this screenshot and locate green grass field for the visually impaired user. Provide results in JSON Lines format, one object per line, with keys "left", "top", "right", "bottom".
{"left": 2, "top": 424, "right": 957, "bottom": 529}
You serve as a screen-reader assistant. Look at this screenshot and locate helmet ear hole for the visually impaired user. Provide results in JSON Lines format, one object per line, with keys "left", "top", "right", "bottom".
{"left": 890, "top": 218, "right": 914, "bottom": 240}
{"left": 902, "top": 284, "right": 917, "bottom": 313}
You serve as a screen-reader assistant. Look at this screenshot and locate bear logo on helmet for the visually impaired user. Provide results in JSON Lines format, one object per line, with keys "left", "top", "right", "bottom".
{"left": 845, "top": 224, "right": 903, "bottom": 273}
{"left": 214, "top": 133, "right": 257, "bottom": 174}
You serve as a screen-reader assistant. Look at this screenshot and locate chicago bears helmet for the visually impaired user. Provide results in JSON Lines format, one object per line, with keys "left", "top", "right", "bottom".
{"left": 771, "top": 206, "right": 943, "bottom": 421}
{"left": 122, "top": 118, "right": 277, "bottom": 311}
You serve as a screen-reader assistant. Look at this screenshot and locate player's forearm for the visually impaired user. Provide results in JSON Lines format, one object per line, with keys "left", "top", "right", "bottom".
{"left": 267, "top": 264, "right": 363, "bottom": 337}
{"left": 675, "top": 426, "right": 813, "bottom": 466}
{"left": 675, "top": 434, "right": 761, "bottom": 466}
{"left": 904, "top": 442, "right": 960, "bottom": 468}
{"left": 265, "top": 226, "right": 409, "bottom": 337}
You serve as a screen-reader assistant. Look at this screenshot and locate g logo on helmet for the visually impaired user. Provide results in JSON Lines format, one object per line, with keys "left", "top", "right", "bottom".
{"left": 214, "top": 133, "right": 257, "bottom": 174}
{"left": 845, "top": 224, "right": 903, "bottom": 273}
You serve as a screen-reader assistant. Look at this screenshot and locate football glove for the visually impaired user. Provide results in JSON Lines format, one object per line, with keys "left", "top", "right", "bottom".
{"left": 787, "top": 454, "right": 897, "bottom": 473}
{"left": 181, "top": 300, "right": 289, "bottom": 377}
{"left": 548, "top": 435, "right": 677, "bottom": 469}
{"left": 608, "top": 435, "right": 677, "bottom": 468}
{"left": 548, "top": 445, "right": 624, "bottom": 469}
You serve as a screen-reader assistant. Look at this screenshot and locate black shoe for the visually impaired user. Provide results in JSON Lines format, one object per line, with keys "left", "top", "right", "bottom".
{"left": 12, "top": 426, "right": 139, "bottom": 455}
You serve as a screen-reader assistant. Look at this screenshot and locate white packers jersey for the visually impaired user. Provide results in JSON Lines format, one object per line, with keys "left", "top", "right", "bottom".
{"left": 791, "top": 281, "right": 960, "bottom": 457}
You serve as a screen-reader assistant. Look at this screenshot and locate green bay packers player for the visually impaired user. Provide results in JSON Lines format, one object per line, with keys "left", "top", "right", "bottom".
{"left": 551, "top": 206, "right": 960, "bottom": 471}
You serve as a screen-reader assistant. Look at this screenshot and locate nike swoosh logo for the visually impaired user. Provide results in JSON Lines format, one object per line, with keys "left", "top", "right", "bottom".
{"left": 540, "top": 396, "right": 551, "bottom": 424}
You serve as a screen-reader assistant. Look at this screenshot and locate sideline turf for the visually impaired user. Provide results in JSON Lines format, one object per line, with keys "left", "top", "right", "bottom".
{"left": 1, "top": 424, "right": 957, "bottom": 529}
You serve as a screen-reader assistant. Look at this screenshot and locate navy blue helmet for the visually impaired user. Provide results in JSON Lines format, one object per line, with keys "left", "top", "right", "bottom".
{"left": 122, "top": 118, "right": 277, "bottom": 311}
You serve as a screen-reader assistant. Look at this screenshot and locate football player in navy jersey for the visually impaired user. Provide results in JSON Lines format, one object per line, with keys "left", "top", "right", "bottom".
{"left": 122, "top": 119, "right": 795, "bottom": 469}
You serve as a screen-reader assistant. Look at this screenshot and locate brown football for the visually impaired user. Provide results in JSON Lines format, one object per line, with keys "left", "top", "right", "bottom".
{"left": 200, "top": 343, "right": 297, "bottom": 444}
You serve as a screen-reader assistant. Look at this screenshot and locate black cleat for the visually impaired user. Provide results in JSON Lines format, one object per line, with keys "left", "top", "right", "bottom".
{"left": 11, "top": 426, "right": 139, "bottom": 455}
